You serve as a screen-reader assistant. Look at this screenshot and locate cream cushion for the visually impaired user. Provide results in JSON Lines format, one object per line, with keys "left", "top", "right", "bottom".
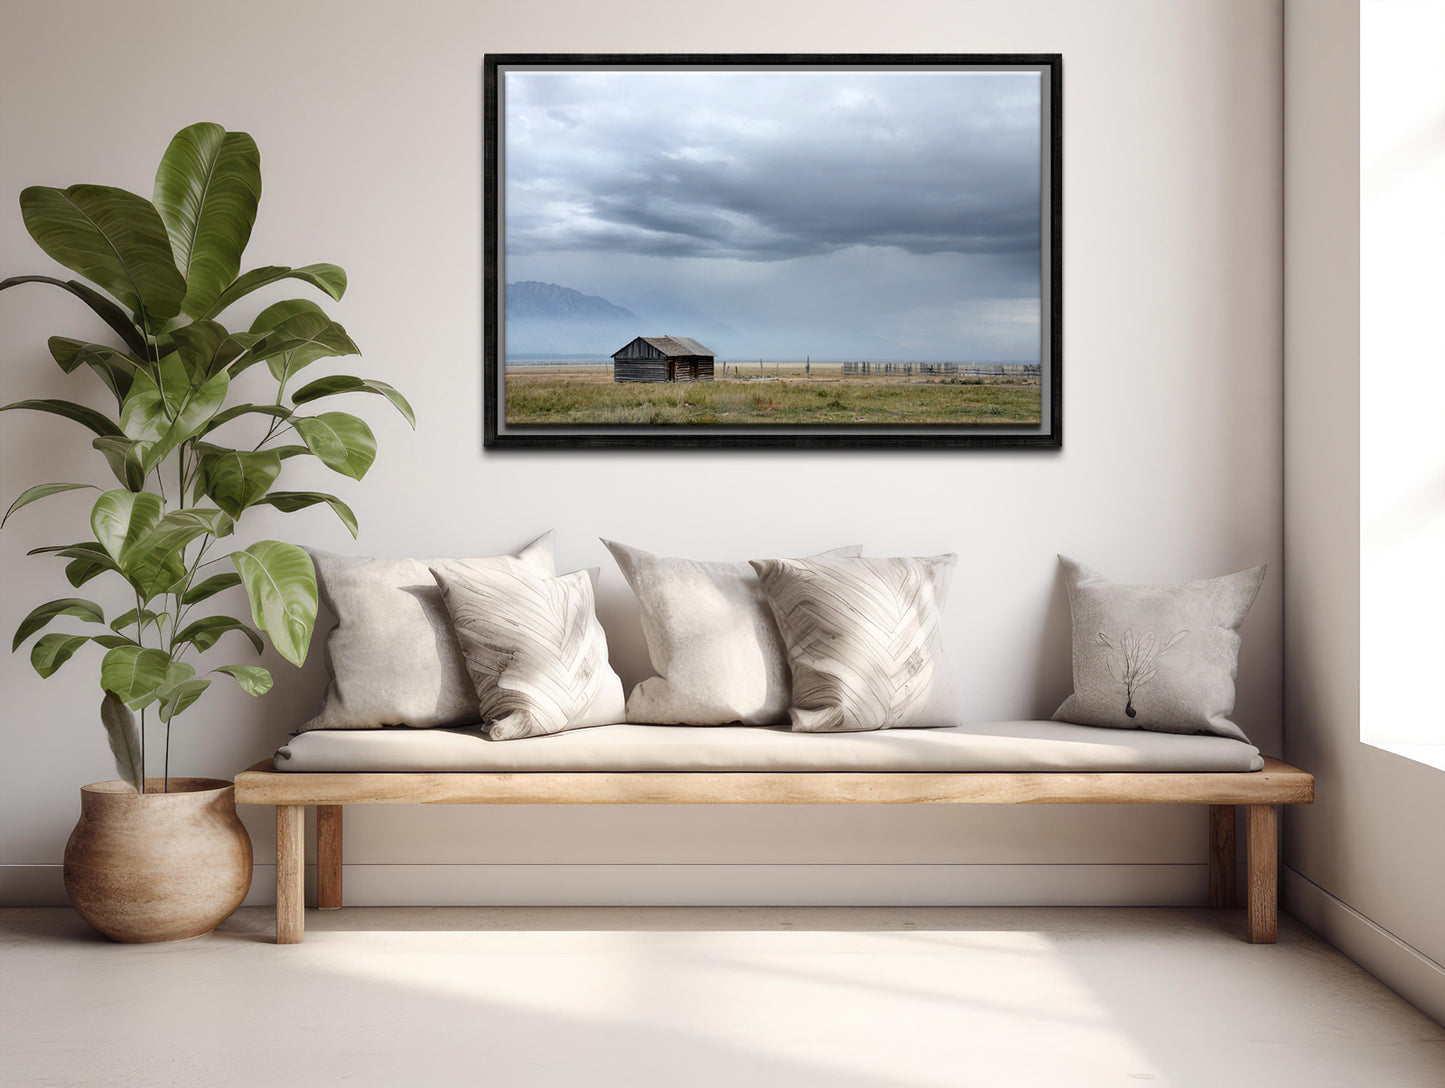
{"left": 300, "top": 532, "right": 554, "bottom": 731}
{"left": 274, "top": 720, "right": 1265, "bottom": 773}
{"left": 604, "top": 539, "right": 862, "bottom": 726}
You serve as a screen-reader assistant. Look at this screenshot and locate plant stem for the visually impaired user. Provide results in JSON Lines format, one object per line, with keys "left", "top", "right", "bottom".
{"left": 168, "top": 535, "right": 214, "bottom": 662}
{"left": 253, "top": 358, "right": 291, "bottom": 450}
{"left": 139, "top": 704, "right": 147, "bottom": 795}
{"left": 133, "top": 588, "right": 146, "bottom": 792}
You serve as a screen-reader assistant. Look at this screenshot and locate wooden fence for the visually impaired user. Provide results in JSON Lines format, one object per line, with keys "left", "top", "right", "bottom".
{"left": 840, "top": 362, "right": 1042, "bottom": 379}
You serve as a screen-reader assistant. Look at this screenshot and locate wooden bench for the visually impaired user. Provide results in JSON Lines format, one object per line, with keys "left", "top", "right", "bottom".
{"left": 234, "top": 758, "right": 1313, "bottom": 945}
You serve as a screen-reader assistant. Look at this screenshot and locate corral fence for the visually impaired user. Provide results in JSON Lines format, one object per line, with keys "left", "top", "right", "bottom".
{"left": 840, "top": 362, "right": 1041, "bottom": 379}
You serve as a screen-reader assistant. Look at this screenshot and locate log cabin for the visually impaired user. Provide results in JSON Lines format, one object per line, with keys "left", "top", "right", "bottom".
{"left": 612, "top": 335, "right": 716, "bottom": 382}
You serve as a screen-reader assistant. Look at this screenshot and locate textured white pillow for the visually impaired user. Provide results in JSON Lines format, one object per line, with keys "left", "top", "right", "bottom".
{"left": 300, "top": 532, "right": 554, "bottom": 731}
{"left": 431, "top": 561, "right": 625, "bottom": 741}
{"left": 1052, "top": 556, "right": 1266, "bottom": 742}
{"left": 604, "top": 539, "right": 862, "bottom": 725}
{"left": 751, "top": 554, "right": 962, "bottom": 733}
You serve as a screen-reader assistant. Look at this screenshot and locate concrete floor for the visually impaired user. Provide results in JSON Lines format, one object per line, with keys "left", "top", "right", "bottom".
{"left": 1, "top": 906, "right": 1441, "bottom": 1088}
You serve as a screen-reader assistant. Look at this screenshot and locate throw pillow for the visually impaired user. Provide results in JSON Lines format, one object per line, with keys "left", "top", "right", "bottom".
{"left": 1051, "top": 556, "right": 1266, "bottom": 742}
{"left": 431, "top": 562, "right": 625, "bottom": 741}
{"left": 604, "top": 539, "right": 862, "bottom": 725}
{"left": 299, "top": 532, "right": 554, "bottom": 731}
{"left": 750, "top": 554, "right": 962, "bottom": 732}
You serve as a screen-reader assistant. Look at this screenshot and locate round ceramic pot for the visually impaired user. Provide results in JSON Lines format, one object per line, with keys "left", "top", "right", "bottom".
{"left": 63, "top": 778, "right": 253, "bottom": 943}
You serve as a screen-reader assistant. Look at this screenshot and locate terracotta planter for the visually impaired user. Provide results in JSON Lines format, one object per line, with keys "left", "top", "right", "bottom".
{"left": 63, "top": 778, "right": 253, "bottom": 943}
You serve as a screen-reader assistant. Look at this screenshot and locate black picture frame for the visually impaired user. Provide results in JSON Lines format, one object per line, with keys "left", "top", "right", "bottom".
{"left": 484, "top": 53, "right": 1062, "bottom": 449}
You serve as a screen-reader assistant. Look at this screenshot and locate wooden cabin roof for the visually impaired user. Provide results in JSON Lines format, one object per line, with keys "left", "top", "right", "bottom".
{"left": 615, "top": 335, "right": 716, "bottom": 358}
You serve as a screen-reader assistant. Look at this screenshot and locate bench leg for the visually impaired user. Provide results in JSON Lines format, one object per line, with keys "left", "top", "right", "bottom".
{"left": 275, "top": 804, "right": 305, "bottom": 944}
{"left": 1208, "top": 804, "right": 1237, "bottom": 908}
{"left": 1246, "top": 804, "right": 1278, "bottom": 944}
{"left": 318, "top": 805, "right": 343, "bottom": 910}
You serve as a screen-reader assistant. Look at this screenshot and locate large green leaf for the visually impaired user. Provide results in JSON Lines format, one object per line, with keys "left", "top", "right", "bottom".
{"left": 143, "top": 369, "right": 230, "bottom": 473}
{"left": 291, "top": 412, "right": 376, "bottom": 480}
{"left": 31, "top": 542, "right": 132, "bottom": 590}
{"left": 214, "top": 664, "right": 273, "bottom": 696}
{"left": 292, "top": 374, "right": 414, "bottom": 428}
{"left": 152, "top": 351, "right": 194, "bottom": 416}
{"left": 174, "top": 615, "right": 263, "bottom": 655}
{"left": 13, "top": 597, "right": 105, "bottom": 651}
{"left": 19, "top": 185, "right": 186, "bottom": 330}
{"left": 0, "top": 276, "right": 148, "bottom": 355}
{"left": 91, "top": 490, "right": 164, "bottom": 565}
{"left": 93, "top": 634, "right": 138, "bottom": 649}
{"left": 169, "top": 321, "right": 254, "bottom": 380}
{"left": 158, "top": 676, "right": 211, "bottom": 723}
{"left": 48, "top": 338, "right": 142, "bottom": 404}
{"left": 91, "top": 436, "right": 149, "bottom": 491}
{"left": 118, "top": 372, "right": 169, "bottom": 447}
{"left": 181, "top": 571, "right": 241, "bottom": 605}
{"left": 230, "top": 540, "right": 316, "bottom": 666}
{"left": 66, "top": 552, "right": 119, "bottom": 588}
{"left": 202, "top": 263, "right": 346, "bottom": 320}
{"left": 1, "top": 398, "right": 123, "bottom": 438}
{"left": 151, "top": 659, "right": 197, "bottom": 722}
{"left": 197, "top": 448, "right": 281, "bottom": 517}
{"left": 101, "top": 692, "right": 143, "bottom": 792}
{"left": 200, "top": 403, "right": 290, "bottom": 437}
{"left": 2, "top": 482, "right": 97, "bottom": 527}
{"left": 122, "top": 507, "right": 233, "bottom": 596}
{"left": 153, "top": 123, "right": 261, "bottom": 318}
{"left": 249, "top": 297, "right": 324, "bottom": 334}
{"left": 243, "top": 300, "right": 358, "bottom": 380}
{"left": 87, "top": 493, "right": 187, "bottom": 600}
{"left": 100, "top": 645, "right": 174, "bottom": 709}
{"left": 30, "top": 541, "right": 110, "bottom": 558}
{"left": 109, "top": 607, "right": 168, "bottom": 636}
{"left": 63, "top": 540, "right": 122, "bottom": 586}
{"left": 31, "top": 632, "right": 90, "bottom": 678}
{"left": 257, "top": 490, "right": 359, "bottom": 538}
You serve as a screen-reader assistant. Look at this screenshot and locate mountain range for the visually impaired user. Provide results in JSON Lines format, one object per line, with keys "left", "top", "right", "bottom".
{"left": 506, "top": 281, "right": 643, "bottom": 324}
{"left": 504, "top": 281, "right": 648, "bottom": 357}
{"left": 504, "top": 281, "right": 737, "bottom": 358}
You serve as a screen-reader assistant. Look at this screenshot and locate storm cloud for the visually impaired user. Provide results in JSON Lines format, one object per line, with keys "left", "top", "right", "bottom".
{"left": 502, "top": 67, "right": 1045, "bottom": 361}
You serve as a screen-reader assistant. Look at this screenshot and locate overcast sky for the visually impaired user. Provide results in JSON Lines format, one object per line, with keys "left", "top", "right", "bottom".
{"left": 503, "top": 67, "right": 1043, "bottom": 361}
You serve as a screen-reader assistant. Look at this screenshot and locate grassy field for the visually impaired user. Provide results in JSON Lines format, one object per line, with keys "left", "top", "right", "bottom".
{"left": 504, "top": 364, "right": 1041, "bottom": 426}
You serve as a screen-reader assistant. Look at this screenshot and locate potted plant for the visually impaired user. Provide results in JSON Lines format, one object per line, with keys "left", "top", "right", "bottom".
{"left": 1, "top": 122, "right": 412, "bottom": 942}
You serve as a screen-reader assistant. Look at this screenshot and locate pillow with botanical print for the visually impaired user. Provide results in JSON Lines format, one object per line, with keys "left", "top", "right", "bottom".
{"left": 1051, "top": 556, "right": 1266, "bottom": 742}
{"left": 750, "top": 554, "right": 962, "bottom": 733}
{"left": 431, "top": 561, "right": 625, "bottom": 741}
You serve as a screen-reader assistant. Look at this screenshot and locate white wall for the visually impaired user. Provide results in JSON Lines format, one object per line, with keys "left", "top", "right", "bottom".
{"left": 1282, "top": 0, "right": 1445, "bottom": 1025}
{"left": 1359, "top": 0, "right": 1445, "bottom": 768}
{"left": 0, "top": 0, "right": 1284, "bottom": 908}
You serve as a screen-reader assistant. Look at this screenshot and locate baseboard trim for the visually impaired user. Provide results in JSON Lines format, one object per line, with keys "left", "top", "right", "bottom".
{"left": 1283, "top": 866, "right": 1445, "bottom": 1026}
{"left": 2, "top": 861, "right": 1210, "bottom": 909}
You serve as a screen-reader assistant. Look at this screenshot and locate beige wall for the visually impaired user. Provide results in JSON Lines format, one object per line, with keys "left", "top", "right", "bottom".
{"left": 1282, "top": 0, "right": 1445, "bottom": 1024}
{"left": 0, "top": 0, "right": 1283, "bottom": 907}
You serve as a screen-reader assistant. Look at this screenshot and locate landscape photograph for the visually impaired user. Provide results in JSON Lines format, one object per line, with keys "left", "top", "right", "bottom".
{"left": 488, "top": 58, "right": 1058, "bottom": 443}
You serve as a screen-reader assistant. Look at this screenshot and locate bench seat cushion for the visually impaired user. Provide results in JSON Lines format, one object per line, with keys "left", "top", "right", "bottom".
{"left": 274, "top": 720, "right": 1265, "bottom": 773}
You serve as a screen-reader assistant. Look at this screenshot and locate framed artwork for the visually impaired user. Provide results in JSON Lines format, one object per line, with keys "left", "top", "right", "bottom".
{"left": 484, "top": 54, "right": 1061, "bottom": 449}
